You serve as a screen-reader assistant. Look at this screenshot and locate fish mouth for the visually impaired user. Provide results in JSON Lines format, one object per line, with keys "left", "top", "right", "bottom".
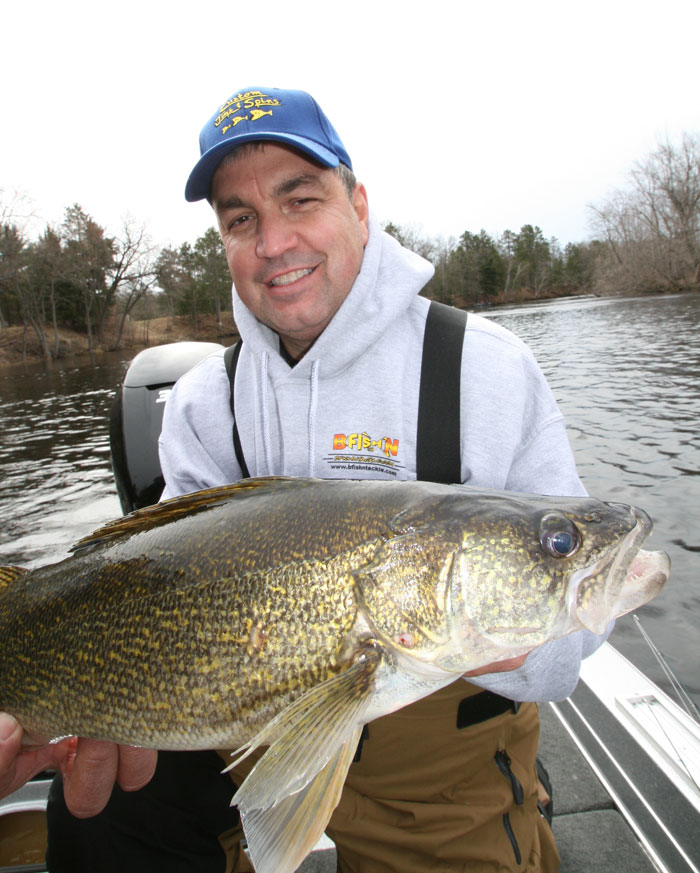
{"left": 474, "top": 509, "right": 670, "bottom": 646}
{"left": 571, "top": 507, "right": 670, "bottom": 634}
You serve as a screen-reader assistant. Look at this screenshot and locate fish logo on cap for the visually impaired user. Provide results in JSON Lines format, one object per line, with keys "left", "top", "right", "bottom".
{"left": 215, "top": 90, "right": 282, "bottom": 136}
{"left": 185, "top": 86, "right": 353, "bottom": 202}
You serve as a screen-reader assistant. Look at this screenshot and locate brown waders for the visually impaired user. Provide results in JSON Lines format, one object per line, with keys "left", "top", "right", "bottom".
{"left": 219, "top": 680, "right": 559, "bottom": 873}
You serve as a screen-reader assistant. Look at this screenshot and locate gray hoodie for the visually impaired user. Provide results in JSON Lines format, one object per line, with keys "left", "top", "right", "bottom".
{"left": 158, "top": 215, "right": 609, "bottom": 701}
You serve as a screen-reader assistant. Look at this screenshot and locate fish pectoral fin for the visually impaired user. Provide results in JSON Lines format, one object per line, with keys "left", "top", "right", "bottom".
{"left": 227, "top": 643, "right": 381, "bottom": 811}
{"left": 240, "top": 726, "right": 362, "bottom": 873}
{"left": 227, "top": 649, "right": 381, "bottom": 873}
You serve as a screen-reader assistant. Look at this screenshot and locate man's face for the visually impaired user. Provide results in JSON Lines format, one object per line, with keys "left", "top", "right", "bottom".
{"left": 211, "top": 144, "right": 369, "bottom": 359}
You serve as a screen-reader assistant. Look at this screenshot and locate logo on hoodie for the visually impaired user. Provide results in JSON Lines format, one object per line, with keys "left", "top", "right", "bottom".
{"left": 333, "top": 432, "right": 399, "bottom": 457}
{"left": 325, "top": 431, "right": 404, "bottom": 477}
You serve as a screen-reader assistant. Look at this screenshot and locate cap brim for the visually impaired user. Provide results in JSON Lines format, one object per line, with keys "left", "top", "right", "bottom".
{"left": 185, "top": 133, "right": 341, "bottom": 202}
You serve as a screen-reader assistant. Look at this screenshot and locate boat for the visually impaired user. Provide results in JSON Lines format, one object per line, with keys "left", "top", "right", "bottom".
{"left": 548, "top": 637, "right": 700, "bottom": 873}
{"left": 1, "top": 341, "right": 697, "bottom": 872}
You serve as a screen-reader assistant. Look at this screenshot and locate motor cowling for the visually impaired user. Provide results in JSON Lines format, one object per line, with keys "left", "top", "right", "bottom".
{"left": 110, "top": 341, "right": 225, "bottom": 514}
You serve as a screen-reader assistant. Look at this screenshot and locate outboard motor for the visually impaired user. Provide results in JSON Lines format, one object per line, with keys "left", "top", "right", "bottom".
{"left": 110, "top": 341, "right": 225, "bottom": 513}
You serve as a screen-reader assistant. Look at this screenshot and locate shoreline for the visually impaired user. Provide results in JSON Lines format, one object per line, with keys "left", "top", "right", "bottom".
{"left": 0, "top": 314, "right": 238, "bottom": 371}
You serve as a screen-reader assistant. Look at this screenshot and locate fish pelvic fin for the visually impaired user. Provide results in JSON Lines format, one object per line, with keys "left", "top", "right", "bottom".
{"left": 226, "top": 642, "right": 382, "bottom": 872}
{"left": 241, "top": 726, "right": 362, "bottom": 873}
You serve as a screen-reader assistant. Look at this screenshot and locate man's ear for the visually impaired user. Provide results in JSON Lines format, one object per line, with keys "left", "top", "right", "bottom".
{"left": 353, "top": 183, "right": 370, "bottom": 245}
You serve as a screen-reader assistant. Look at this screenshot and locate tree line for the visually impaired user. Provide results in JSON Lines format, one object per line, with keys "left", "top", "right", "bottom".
{"left": 385, "top": 222, "right": 600, "bottom": 308}
{"left": 0, "top": 201, "right": 233, "bottom": 364}
{"left": 1, "top": 133, "right": 698, "bottom": 362}
{"left": 387, "top": 133, "right": 700, "bottom": 307}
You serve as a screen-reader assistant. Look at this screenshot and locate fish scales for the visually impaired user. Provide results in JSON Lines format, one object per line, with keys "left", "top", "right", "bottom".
{"left": 0, "top": 476, "right": 670, "bottom": 873}
{"left": 0, "top": 479, "right": 427, "bottom": 747}
{"left": 1, "top": 556, "right": 374, "bottom": 749}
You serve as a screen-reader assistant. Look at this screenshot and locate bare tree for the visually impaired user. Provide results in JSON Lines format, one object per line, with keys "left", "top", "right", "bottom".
{"left": 31, "top": 227, "right": 64, "bottom": 358}
{"left": 0, "top": 189, "right": 36, "bottom": 330}
{"left": 0, "top": 223, "right": 53, "bottom": 362}
{"left": 0, "top": 188, "right": 36, "bottom": 234}
{"left": 106, "top": 218, "right": 158, "bottom": 349}
{"left": 61, "top": 205, "right": 114, "bottom": 361}
{"left": 589, "top": 133, "right": 700, "bottom": 294}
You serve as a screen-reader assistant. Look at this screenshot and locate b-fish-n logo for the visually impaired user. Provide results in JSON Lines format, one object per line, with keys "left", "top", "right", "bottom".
{"left": 323, "top": 431, "right": 405, "bottom": 477}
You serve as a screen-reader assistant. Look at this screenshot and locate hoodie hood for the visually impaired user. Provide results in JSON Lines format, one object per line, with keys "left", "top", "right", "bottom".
{"left": 231, "top": 213, "right": 434, "bottom": 379}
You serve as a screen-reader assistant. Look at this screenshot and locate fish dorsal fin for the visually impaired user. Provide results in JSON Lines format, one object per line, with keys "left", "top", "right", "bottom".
{"left": 0, "top": 565, "right": 28, "bottom": 592}
{"left": 71, "top": 477, "right": 305, "bottom": 555}
{"left": 225, "top": 643, "right": 382, "bottom": 873}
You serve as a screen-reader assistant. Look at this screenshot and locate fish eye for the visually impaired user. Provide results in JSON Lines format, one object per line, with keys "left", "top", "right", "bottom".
{"left": 539, "top": 514, "right": 582, "bottom": 558}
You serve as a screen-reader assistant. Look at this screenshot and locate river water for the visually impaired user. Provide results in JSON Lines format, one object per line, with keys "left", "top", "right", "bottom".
{"left": 0, "top": 293, "right": 698, "bottom": 705}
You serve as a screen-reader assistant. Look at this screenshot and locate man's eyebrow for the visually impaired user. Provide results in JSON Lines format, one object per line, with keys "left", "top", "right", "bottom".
{"left": 274, "top": 173, "right": 324, "bottom": 197}
{"left": 215, "top": 173, "right": 325, "bottom": 212}
{"left": 215, "top": 195, "right": 245, "bottom": 212}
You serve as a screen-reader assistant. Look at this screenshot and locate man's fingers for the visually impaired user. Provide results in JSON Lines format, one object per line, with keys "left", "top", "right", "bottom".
{"left": 462, "top": 652, "right": 531, "bottom": 677}
{"left": 0, "top": 713, "right": 24, "bottom": 788}
{"left": 1, "top": 713, "right": 157, "bottom": 815}
{"left": 62, "top": 739, "right": 157, "bottom": 818}
{"left": 116, "top": 745, "right": 157, "bottom": 793}
{"left": 0, "top": 713, "right": 26, "bottom": 797}
{"left": 0, "top": 713, "right": 75, "bottom": 799}
{"left": 62, "top": 738, "right": 119, "bottom": 818}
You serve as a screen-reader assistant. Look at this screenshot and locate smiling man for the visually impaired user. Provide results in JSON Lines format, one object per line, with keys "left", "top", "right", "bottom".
{"left": 42, "top": 87, "right": 610, "bottom": 873}
{"left": 211, "top": 144, "right": 369, "bottom": 359}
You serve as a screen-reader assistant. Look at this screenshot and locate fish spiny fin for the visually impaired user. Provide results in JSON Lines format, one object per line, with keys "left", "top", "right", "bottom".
{"left": 71, "top": 477, "right": 306, "bottom": 554}
{"left": 227, "top": 643, "right": 381, "bottom": 811}
{"left": 241, "top": 726, "right": 362, "bottom": 873}
{"left": 0, "top": 565, "right": 28, "bottom": 591}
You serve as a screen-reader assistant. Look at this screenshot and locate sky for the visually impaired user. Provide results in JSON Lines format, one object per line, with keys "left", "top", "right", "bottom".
{"left": 3, "top": 0, "right": 699, "bottom": 253}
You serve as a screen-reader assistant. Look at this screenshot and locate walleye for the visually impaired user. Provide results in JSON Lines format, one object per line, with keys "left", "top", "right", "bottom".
{"left": 0, "top": 477, "right": 669, "bottom": 873}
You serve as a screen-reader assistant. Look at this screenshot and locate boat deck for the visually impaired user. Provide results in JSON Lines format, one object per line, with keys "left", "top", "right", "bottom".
{"left": 538, "top": 703, "right": 659, "bottom": 872}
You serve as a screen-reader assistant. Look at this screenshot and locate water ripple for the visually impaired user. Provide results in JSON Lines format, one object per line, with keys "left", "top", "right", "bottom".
{"left": 489, "top": 292, "right": 700, "bottom": 701}
{"left": 0, "top": 298, "right": 698, "bottom": 703}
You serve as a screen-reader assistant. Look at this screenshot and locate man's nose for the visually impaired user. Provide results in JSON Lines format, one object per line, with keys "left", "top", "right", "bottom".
{"left": 255, "top": 213, "right": 298, "bottom": 259}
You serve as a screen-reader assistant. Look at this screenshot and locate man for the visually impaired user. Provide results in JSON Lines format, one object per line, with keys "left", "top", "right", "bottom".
{"left": 40, "top": 86, "right": 609, "bottom": 871}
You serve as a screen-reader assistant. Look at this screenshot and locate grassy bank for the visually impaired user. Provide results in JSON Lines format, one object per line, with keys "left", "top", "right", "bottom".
{"left": 0, "top": 313, "right": 239, "bottom": 369}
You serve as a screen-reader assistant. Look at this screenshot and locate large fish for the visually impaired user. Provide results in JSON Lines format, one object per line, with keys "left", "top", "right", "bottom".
{"left": 0, "top": 477, "right": 669, "bottom": 872}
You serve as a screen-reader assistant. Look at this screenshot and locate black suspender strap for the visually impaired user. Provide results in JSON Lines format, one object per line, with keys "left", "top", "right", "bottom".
{"left": 223, "top": 341, "right": 251, "bottom": 479}
{"left": 224, "top": 300, "right": 467, "bottom": 484}
{"left": 416, "top": 300, "right": 468, "bottom": 484}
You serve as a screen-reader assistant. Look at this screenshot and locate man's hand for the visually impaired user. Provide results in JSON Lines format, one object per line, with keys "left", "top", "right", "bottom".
{"left": 462, "top": 652, "right": 530, "bottom": 678}
{"left": 0, "top": 712, "right": 157, "bottom": 817}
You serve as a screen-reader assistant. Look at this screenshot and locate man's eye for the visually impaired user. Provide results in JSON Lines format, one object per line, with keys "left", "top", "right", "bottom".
{"left": 230, "top": 215, "right": 253, "bottom": 230}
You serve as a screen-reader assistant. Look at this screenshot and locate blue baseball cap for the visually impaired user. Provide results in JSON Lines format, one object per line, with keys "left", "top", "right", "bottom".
{"left": 185, "top": 87, "right": 353, "bottom": 202}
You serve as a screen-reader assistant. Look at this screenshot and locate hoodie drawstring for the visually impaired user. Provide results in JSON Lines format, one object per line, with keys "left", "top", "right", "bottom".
{"left": 307, "top": 360, "right": 320, "bottom": 477}
{"left": 258, "top": 352, "right": 319, "bottom": 478}
{"left": 260, "top": 351, "right": 274, "bottom": 475}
